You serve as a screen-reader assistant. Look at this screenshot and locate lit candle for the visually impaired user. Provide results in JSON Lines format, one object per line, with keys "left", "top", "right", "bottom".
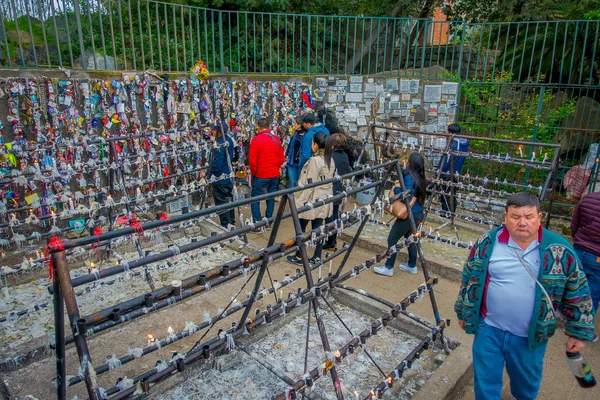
{"left": 519, "top": 146, "right": 523, "bottom": 158}
{"left": 334, "top": 350, "right": 341, "bottom": 363}
{"left": 136, "top": 187, "right": 142, "bottom": 198}
{"left": 403, "top": 160, "right": 407, "bottom": 169}
{"left": 354, "top": 391, "right": 359, "bottom": 400}
{"left": 68, "top": 197, "right": 74, "bottom": 211}
{"left": 531, "top": 152, "right": 536, "bottom": 162}
{"left": 34, "top": 159, "right": 40, "bottom": 173}
{"left": 147, "top": 334, "right": 155, "bottom": 346}
{"left": 543, "top": 153, "right": 548, "bottom": 163}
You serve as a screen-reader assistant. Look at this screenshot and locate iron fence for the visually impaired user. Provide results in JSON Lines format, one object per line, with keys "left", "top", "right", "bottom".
{"left": 0, "top": 1, "right": 598, "bottom": 86}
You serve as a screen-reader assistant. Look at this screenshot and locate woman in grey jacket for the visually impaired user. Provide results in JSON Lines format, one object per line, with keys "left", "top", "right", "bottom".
{"left": 287, "top": 132, "right": 336, "bottom": 265}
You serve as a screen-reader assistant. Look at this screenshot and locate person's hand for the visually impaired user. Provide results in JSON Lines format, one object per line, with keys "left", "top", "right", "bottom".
{"left": 458, "top": 320, "right": 466, "bottom": 331}
{"left": 566, "top": 336, "right": 586, "bottom": 353}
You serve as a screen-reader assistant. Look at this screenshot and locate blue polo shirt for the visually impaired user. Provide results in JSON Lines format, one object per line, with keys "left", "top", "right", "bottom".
{"left": 483, "top": 230, "right": 541, "bottom": 337}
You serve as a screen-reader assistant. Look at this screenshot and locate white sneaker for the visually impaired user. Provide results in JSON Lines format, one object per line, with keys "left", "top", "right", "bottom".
{"left": 373, "top": 265, "right": 394, "bottom": 276}
{"left": 398, "top": 264, "right": 418, "bottom": 275}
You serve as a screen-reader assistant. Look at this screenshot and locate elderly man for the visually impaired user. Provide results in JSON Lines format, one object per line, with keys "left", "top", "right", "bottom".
{"left": 455, "top": 192, "right": 594, "bottom": 400}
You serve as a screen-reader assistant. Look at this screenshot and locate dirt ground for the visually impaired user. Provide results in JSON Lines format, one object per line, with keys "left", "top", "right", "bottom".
{"left": 2, "top": 199, "right": 599, "bottom": 399}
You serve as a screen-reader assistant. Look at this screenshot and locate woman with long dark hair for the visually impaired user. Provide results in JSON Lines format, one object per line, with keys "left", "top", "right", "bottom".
{"left": 287, "top": 132, "right": 335, "bottom": 265}
{"left": 374, "top": 152, "right": 426, "bottom": 276}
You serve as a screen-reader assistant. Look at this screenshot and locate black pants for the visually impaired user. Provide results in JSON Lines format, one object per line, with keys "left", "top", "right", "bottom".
{"left": 324, "top": 204, "right": 340, "bottom": 247}
{"left": 384, "top": 211, "right": 424, "bottom": 269}
{"left": 212, "top": 181, "right": 235, "bottom": 228}
{"left": 296, "top": 218, "right": 324, "bottom": 260}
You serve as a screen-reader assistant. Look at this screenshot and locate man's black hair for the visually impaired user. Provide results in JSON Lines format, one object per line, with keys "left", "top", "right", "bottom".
{"left": 505, "top": 192, "right": 541, "bottom": 213}
{"left": 300, "top": 113, "right": 316, "bottom": 125}
{"left": 257, "top": 118, "right": 270, "bottom": 130}
{"left": 447, "top": 123, "right": 461, "bottom": 135}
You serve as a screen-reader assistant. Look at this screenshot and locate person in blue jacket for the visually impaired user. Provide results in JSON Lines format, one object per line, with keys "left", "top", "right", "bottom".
{"left": 286, "top": 116, "right": 305, "bottom": 187}
{"left": 439, "top": 123, "right": 468, "bottom": 216}
{"left": 298, "top": 113, "right": 330, "bottom": 170}
{"left": 209, "top": 121, "right": 236, "bottom": 228}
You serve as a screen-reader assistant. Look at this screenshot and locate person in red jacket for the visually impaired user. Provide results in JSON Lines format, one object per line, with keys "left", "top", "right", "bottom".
{"left": 571, "top": 191, "right": 600, "bottom": 314}
{"left": 248, "top": 118, "right": 285, "bottom": 225}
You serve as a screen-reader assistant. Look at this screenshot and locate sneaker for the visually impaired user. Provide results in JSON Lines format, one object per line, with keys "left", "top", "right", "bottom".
{"left": 398, "top": 264, "right": 418, "bottom": 275}
{"left": 309, "top": 257, "right": 321, "bottom": 266}
{"left": 593, "top": 334, "right": 599, "bottom": 343}
{"left": 286, "top": 255, "right": 303, "bottom": 266}
{"left": 373, "top": 265, "right": 394, "bottom": 276}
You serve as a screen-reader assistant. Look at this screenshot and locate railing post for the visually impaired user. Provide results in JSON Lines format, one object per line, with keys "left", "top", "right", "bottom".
{"left": 52, "top": 248, "right": 101, "bottom": 400}
{"left": 307, "top": 16, "right": 312, "bottom": 73}
{"left": 0, "top": 5, "right": 11, "bottom": 67}
{"left": 72, "top": 0, "right": 87, "bottom": 69}
{"left": 53, "top": 277, "right": 66, "bottom": 400}
{"left": 219, "top": 11, "right": 225, "bottom": 72}
{"left": 457, "top": 21, "right": 467, "bottom": 80}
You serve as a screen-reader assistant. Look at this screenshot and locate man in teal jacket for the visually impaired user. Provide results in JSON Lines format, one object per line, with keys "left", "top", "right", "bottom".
{"left": 455, "top": 192, "right": 594, "bottom": 400}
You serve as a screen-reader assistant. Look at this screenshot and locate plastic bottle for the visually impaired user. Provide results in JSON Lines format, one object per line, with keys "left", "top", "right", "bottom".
{"left": 566, "top": 351, "right": 597, "bottom": 388}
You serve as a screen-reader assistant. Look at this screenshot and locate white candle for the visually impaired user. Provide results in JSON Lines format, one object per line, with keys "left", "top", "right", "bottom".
{"left": 68, "top": 198, "right": 74, "bottom": 211}
{"left": 34, "top": 159, "right": 40, "bottom": 173}
{"left": 329, "top": 260, "right": 333, "bottom": 275}
{"left": 531, "top": 152, "right": 536, "bottom": 162}
{"left": 519, "top": 146, "right": 523, "bottom": 158}
{"left": 542, "top": 153, "right": 548, "bottom": 163}
{"left": 319, "top": 264, "right": 322, "bottom": 280}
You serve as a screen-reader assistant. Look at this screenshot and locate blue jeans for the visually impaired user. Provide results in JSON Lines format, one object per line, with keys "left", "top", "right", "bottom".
{"left": 287, "top": 165, "right": 301, "bottom": 188}
{"left": 473, "top": 322, "right": 547, "bottom": 400}
{"left": 575, "top": 246, "right": 600, "bottom": 312}
{"left": 251, "top": 176, "right": 279, "bottom": 222}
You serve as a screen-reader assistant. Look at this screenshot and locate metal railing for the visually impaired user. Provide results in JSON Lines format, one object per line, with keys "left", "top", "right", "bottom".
{"left": 1, "top": 1, "right": 599, "bottom": 86}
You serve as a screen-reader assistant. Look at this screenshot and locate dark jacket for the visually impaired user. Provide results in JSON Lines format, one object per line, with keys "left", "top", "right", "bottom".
{"left": 331, "top": 149, "right": 352, "bottom": 205}
{"left": 441, "top": 137, "right": 468, "bottom": 175}
{"left": 286, "top": 129, "right": 306, "bottom": 167}
{"left": 299, "top": 124, "right": 330, "bottom": 169}
{"left": 210, "top": 135, "right": 235, "bottom": 183}
{"left": 571, "top": 192, "right": 600, "bottom": 256}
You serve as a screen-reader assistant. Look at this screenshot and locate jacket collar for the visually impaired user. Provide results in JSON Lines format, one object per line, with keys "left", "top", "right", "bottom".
{"left": 498, "top": 224, "right": 543, "bottom": 244}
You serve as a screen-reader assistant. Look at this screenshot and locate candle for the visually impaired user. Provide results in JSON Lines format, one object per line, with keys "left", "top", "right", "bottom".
{"left": 519, "top": 146, "right": 523, "bottom": 158}
{"left": 354, "top": 391, "right": 359, "bottom": 400}
{"left": 531, "top": 152, "right": 536, "bottom": 162}
{"left": 34, "top": 159, "right": 40, "bottom": 173}
{"left": 329, "top": 260, "right": 333, "bottom": 275}
{"left": 543, "top": 153, "right": 548, "bottom": 163}
{"left": 334, "top": 350, "right": 341, "bottom": 363}
{"left": 68, "top": 197, "right": 74, "bottom": 211}
{"left": 319, "top": 263, "right": 322, "bottom": 280}
{"left": 147, "top": 334, "right": 155, "bottom": 346}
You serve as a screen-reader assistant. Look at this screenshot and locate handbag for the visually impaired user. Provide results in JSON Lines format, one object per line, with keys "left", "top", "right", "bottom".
{"left": 385, "top": 190, "right": 416, "bottom": 219}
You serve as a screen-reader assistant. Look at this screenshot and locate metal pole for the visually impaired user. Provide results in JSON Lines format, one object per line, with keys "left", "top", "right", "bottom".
{"left": 238, "top": 193, "right": 288, "bottom": 327}
{"left": 52, "top": 249, "right": 101, "bottom": 400}
{"left": 333, "top": 163, "right": 394, "bottom": 278}
{"left": 53, "top": 277, "right": 66, "bottom": 400}
{"left": 395, "top": 162, "right": 442, "bottom": 325}
{"left": 287, "top": 194, "right": 344, "bottom": 400}
{"left": 544, "top": 147, "right": 562, "bottom": 229}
